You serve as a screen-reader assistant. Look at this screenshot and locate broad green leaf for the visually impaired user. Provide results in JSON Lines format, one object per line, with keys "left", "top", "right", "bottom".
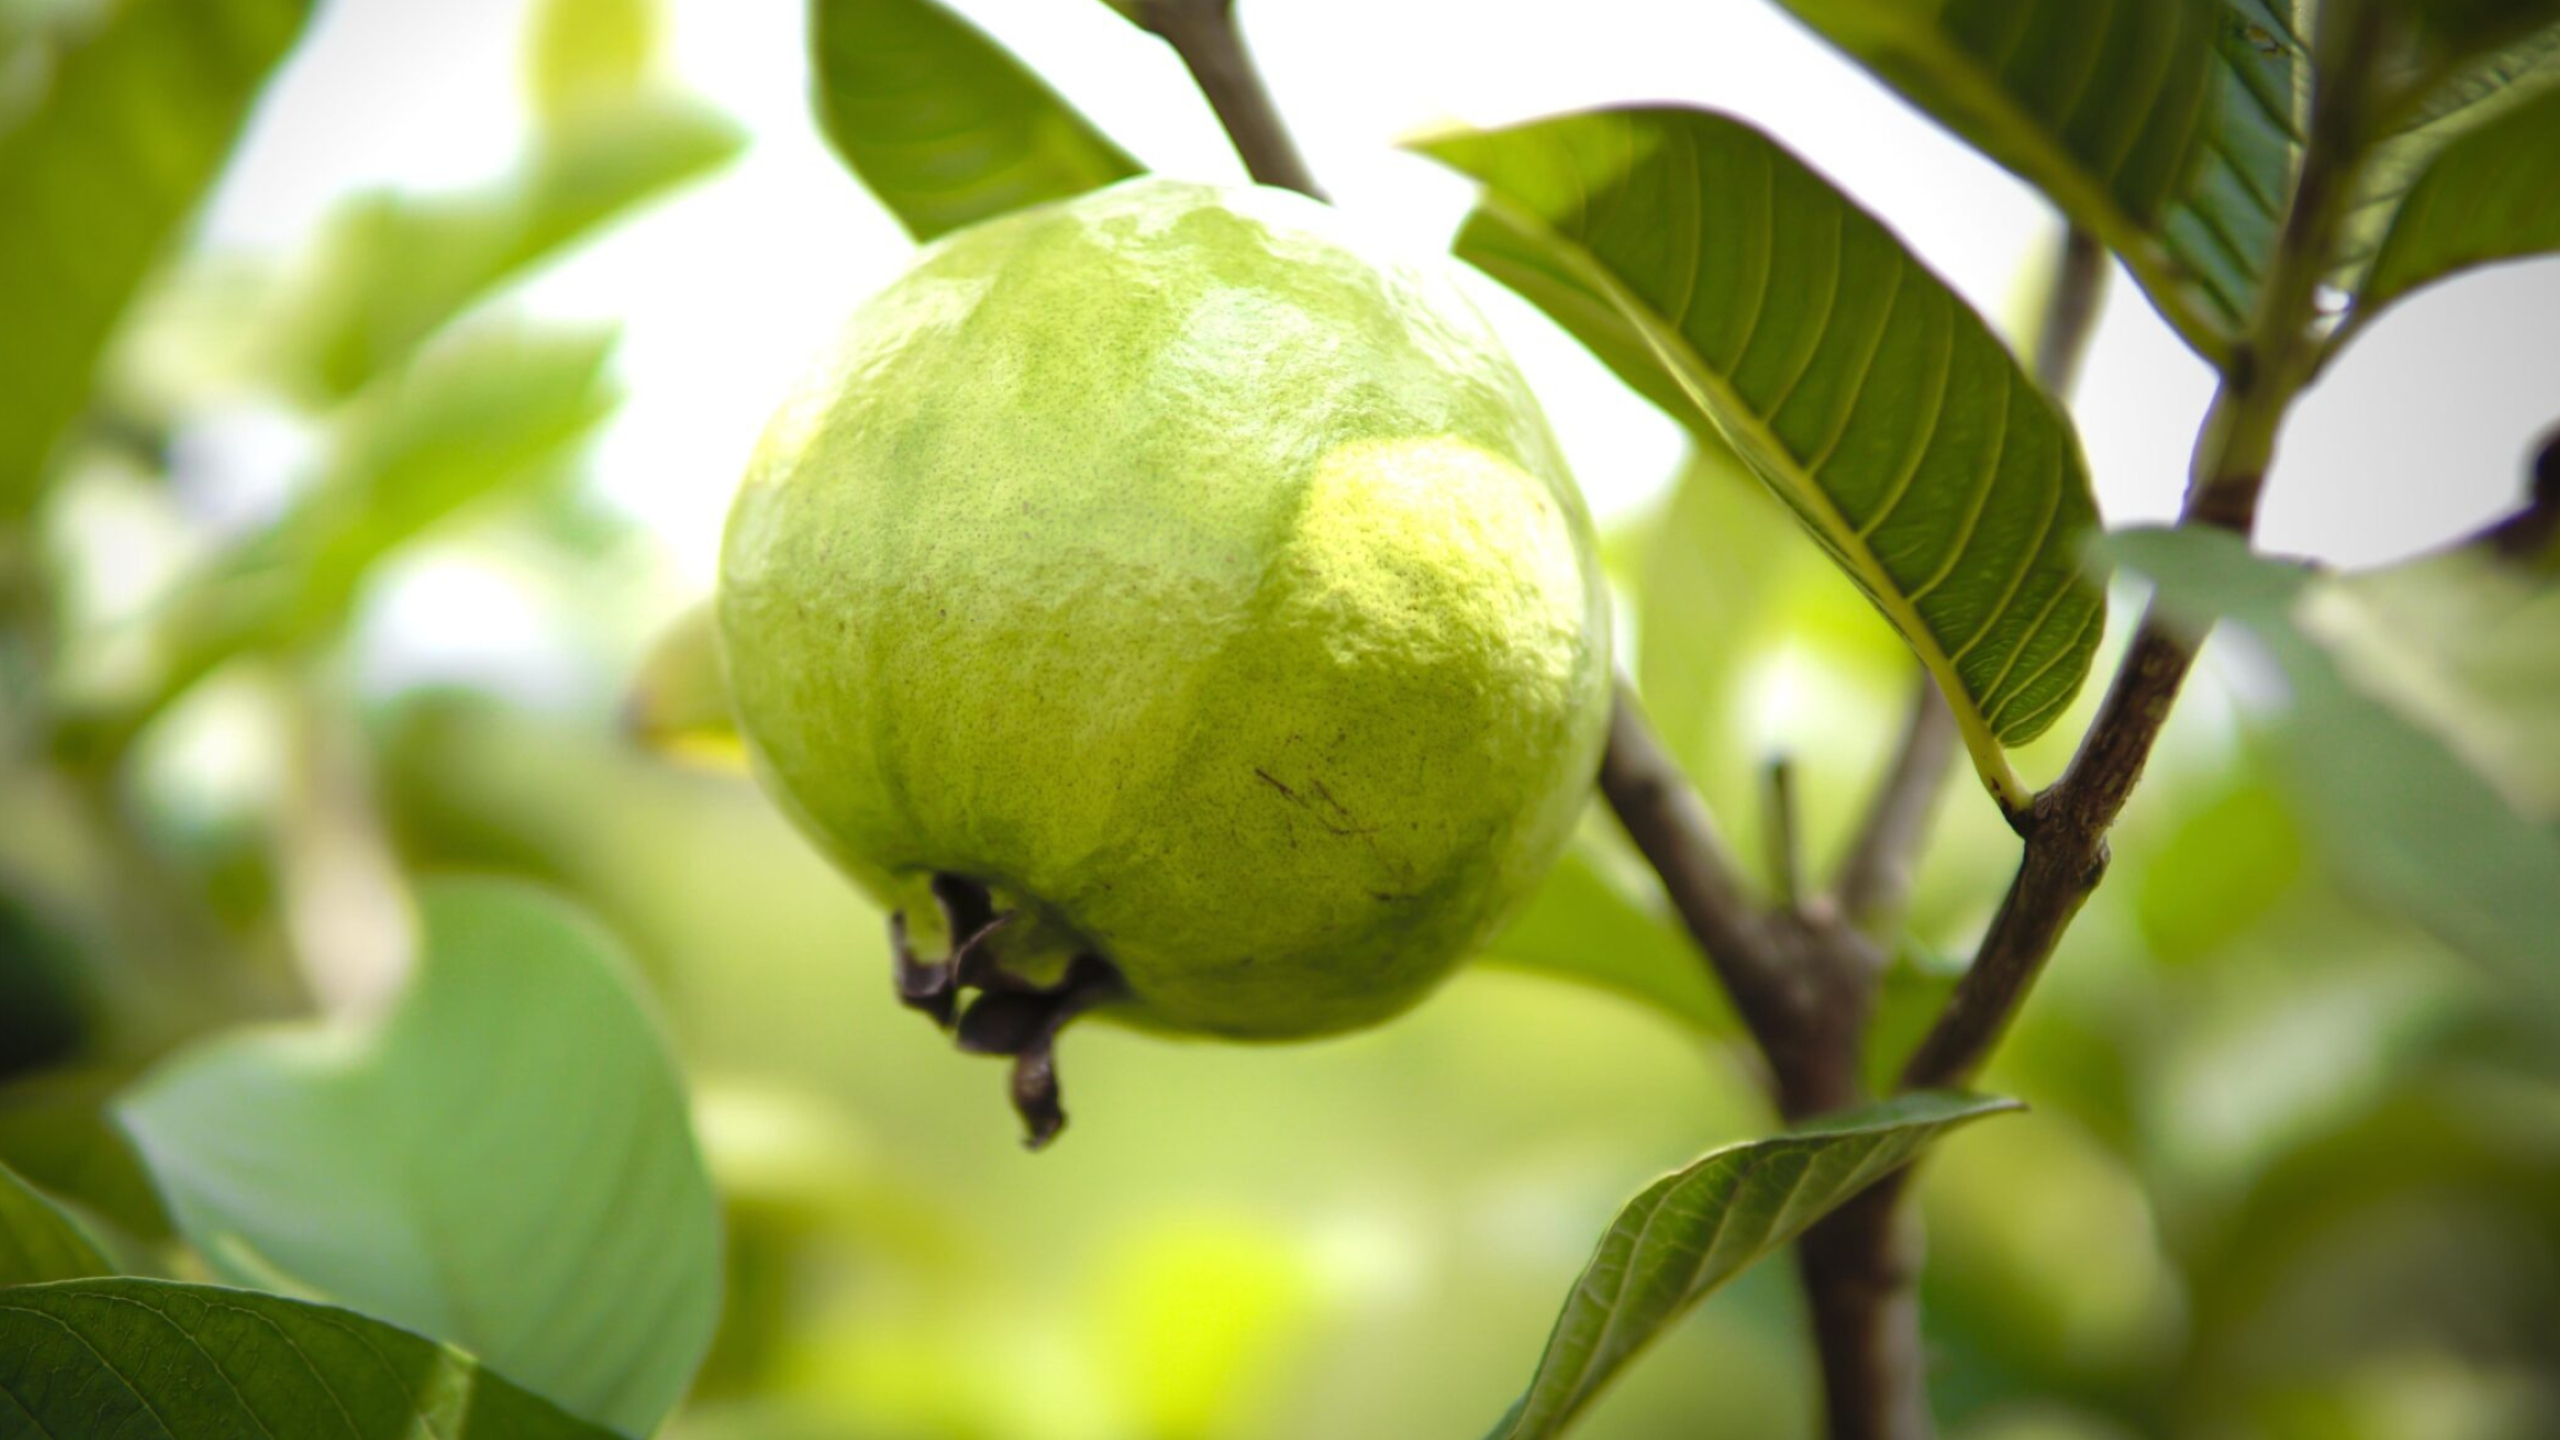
{"left": 0, "top": 1157, "right": 107, "bottom": 1284}
{"left": 2109, "top": 527, "right": 2560, "bottom": 1019}
{"left": 1490, "top": 1093, "right": 2020, "bottom": 1439}
{"left": 2311, "top": 546, "right": 2560, "bottom": 816}
{"left": 0, "top": 1278, "right": 617, "bottom": 1440}
{"left": 2354, "top": 81, "right": 2560, "bottom": 317}
{"left": 0, "top": 1073, "right": 168, "bottom": 1242}
{"left": 810, "top": 0, "right": 1141, "bottom": 241}
{"left": 271, "top": 92, "right": 742, "bottom": 400}
{"left": 1416, "top": 109, "right": 2107, "bottom": 811}
{"left": 75, "top": 320, "right": 618, "bottom": 751}
{"left": 1767, "top": 0, "right": 2301, "bottom": 361}
{"left": 0, "top": 0, "right": 314, "bottom": 516}
{"left": 1480, "top": 823, "right": 1730, "bottom": 1035}
{"left": 118, "top": 879, "right": 722, "bottom": 1437}
{"left": 2335, "top": 21, "right": 2560, "bottom": 312}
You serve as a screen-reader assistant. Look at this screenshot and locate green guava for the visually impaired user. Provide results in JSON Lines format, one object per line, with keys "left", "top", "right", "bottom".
{"left": 717, "top": 176, "right": 1610, "bottom": 1141}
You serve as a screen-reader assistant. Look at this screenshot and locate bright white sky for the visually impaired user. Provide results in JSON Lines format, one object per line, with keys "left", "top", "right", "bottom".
{"left": 203, "top": 0, "right": 2560, "bottom": 592}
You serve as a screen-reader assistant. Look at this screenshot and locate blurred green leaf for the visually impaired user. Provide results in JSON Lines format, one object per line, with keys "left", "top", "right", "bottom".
{"left": 1416, "top": 108, "right": 2107, "bottom": 813}
{"left": 0, "top": 1071, "right": 168, "bottom": 1241}
{"left": 2354, "top": 79, "right": 2560, "bottom": 319}
{"left": 0, "top": 1155, "right": 107, "bottom": 1283}
{"left": 1489, "top": 1092, "right": 2020, "bottom": 1439}
{"left": 2334, "top": 22, "right": 2560, "bottom": 314}
{"left": 0, "top": 0, "right": 314, "bottom": 517}
{"left": 2311, "top": 546, "right": 2560, "bottom": 816}
{"left": 0, "top": 1278, "right": 619, "bottom": 1439}
{"left": 1634, "top": 438, "right": 1800, "bottom": 787}
{"left": 76, "top": 320, "right": 619, "bottom": 753}
{"left": 527, "top": 0, "right": 662, "bottom": 124}
{"left": 271, "top": 93, "right": 741, "bottom": 400}
{"left": 2135, "top": 774, "right": 2306, "bottom": 964}
{"left": 2109, "top": 526, "right": 2560, "bottom": 1021}
{"left": 810, "top": 0, "right": 1140, "bottom": 242}
{"left": 625, "top": 594, "right": 745, "bottom": 766}
{"left": 1767, "top": 0, "right": 2270, "bottom": 360}
{"left": 118, "top": 878, "right": 723, "bottom": 1437}
{"left": 1480, "top": 821, "right": 1729, "bottom": 1035}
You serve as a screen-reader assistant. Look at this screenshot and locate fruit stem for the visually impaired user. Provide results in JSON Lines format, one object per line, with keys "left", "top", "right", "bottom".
{"left": 1138, "top": 0, "right": 1327, "bottom": 201}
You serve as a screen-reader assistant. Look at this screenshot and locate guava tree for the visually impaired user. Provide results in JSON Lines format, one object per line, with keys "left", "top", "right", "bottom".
{"left": 0, "top": 0, "right": 2556, "bottom": 1438}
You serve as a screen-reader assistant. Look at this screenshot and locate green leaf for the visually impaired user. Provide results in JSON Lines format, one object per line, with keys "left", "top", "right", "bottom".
{"left": 2354, "top": 79, "right": 2560, "bottom": 318}
{"left": 0, "top": 1157, "right": 107, "bottom": 1285}
{"left": 2336, "top": 21, "right": 2560, "bottom": 312}
{"left": 271, "top": 92, "right": 742, "bottom": 400}
{"left": 1489, "top": 1093, "right": 2020, "bottom": 1439}
{"left": 0, "top": 1278, "right": 618, "bottom": 1439}
{"left": 73, "top": 319, "right": 619, "bottom": 753}
{"left": 2108, "top": 527, "right": 2560, "bottom": 1020}
{"left": 1766, "top": 0, "right": 2301, "bottom": 361}
{"left": 1415, "top": 108, "right": 2107, "bottom": 812}
{"left": 117, "top": 879, "right": 722, "bottom": 1438}
{"left": 1480, "top": 823, "right": 1730, "bottom": 1034}
{"left": 810, "top": 0, "right": 1141, "bottom": 241}
{"left": 0, "top": 0, "right": 315, "bottom": 517}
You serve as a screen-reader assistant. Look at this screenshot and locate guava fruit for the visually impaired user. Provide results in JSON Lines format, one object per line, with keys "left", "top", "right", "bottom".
{"left": 717, "top": 176, "right": 1610, "bottom": 1143}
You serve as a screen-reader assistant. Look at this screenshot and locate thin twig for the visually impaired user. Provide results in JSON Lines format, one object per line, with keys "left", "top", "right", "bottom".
{"left": 1597, "top": 686, "right": 1782, "bottom": 1025}
{"left": 1763, "top": 755, "right": 1804, "bottom": 911}
{"left": 1138, "top": 0, "right": 1326, "bottom": 200}
{"left": 1834, "top": 682, "right": 1957, "bottom": 935}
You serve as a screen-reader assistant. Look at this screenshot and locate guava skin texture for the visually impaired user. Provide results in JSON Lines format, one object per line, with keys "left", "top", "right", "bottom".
{"left": 718, "top": 177, "right": 1610, "bottom": 1128}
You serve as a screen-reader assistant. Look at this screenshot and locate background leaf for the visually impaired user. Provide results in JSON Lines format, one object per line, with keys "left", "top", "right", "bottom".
{"left": 1768, "top": 0, "right": 2294, "bottom": 360}
{"left": 0, "top": 1156, "right": 107, "bottom": 1285}
{"left": 0, "top": 1278, "right": 617, "bottom": 1439}
{"left": 1416, "top": 107, "right": 2107, "bottom": 809}
{"left": 1491, "top": 1092, "right": 2021, "bottom": 1439}
{"left": 810, "top": 0, "right": 1140, "bottom": 241}
{"left": 0, "top": 0, "right": 314, "bottom": 517}
{"left": 2109, "top": 527, "right": 2560, "bottom": 1021}
{"left": 117, "top": 878, "right": 723, "bottom": 1438}
{"left": 2335, "top": 21, "right": 2560, "bottom": 314}
{"left": 2354, "top": 80, "right": 2560, "bottom": 318}
{"left": 73, "top": 319, "right": 620, "bottom": 752}
{"left": 268, "top": 92, "right": 742, "bottom": 401}
{"left": 1480, "top": 824, "right": 1730, "bottom": 1035}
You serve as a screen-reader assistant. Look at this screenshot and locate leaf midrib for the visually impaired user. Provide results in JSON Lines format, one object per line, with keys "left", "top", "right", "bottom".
{"left": 1468, "top": 188, "right": 2034, "bottom": 811}
{"left": 1806, "top": 1, "right": 2227, "bottom": 359}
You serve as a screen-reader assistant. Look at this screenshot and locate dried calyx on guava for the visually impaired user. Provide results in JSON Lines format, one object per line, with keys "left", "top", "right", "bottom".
{"left": 717, "top": 177, "right": 1611, "bottom": 1145}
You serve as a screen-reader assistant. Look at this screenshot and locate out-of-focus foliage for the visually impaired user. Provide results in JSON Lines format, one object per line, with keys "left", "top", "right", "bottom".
{"left": 0, "top": 1156, "right": 108, "bottom": 1283}
{"left": 2, "top": 1, "right": 2558, "bottom": 1438}
{"left": 2112, "top": 526, "right": 2560, "bottom": 1024}
{"left": 120, "top": 879, "right": 724, "bottom": 1437}
{"left": 0, "top": 0, "right": 315, "bottom": 518}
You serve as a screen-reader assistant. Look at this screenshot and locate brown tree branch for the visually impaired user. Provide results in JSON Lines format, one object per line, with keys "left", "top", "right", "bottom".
{"left": 1137, "top": 0, "right": 1326, "bottom": 200}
